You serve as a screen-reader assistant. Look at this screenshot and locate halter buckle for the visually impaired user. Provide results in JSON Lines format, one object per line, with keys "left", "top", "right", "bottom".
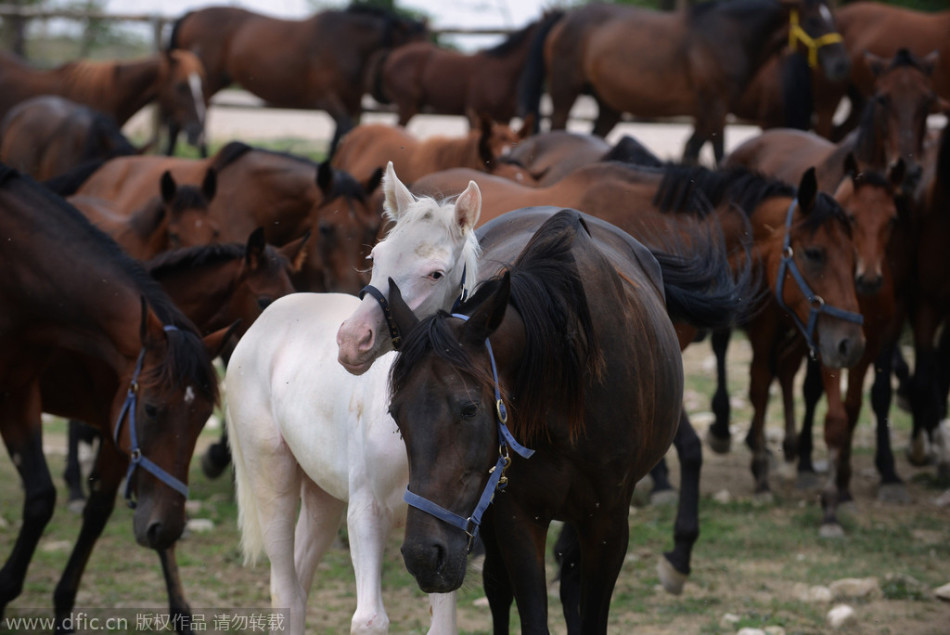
{"left": 810, "top": 295, "right": 826, "bottom": 309}
{"left": 783, "top": 245, "right": 794, "bottom": 259}
{"left": 495, "top": 399, "right": 508, "bottom": 424}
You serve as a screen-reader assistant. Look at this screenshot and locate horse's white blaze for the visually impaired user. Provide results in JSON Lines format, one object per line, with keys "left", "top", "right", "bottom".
{"left": 188, "top": 72, "right": 206, "bottom": 126}
{"left": 226, "top": 293, "right": 457, "bottom": 635}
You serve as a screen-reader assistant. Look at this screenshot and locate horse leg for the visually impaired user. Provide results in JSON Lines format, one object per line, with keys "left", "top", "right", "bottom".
{"left": 706, "top": 328, "right": 733, "bottom": 453}
{"left": 909, "top": 305, "right": 941, "bottom": 466}
{"left": 165, "top": 121, "right": 180, "bottom": 157}
{"left": 776, "top": 348, "right": 803, "bottom": 474}
{"left": 481, "top": 513, "right": 515, "bottom": 635}
{"left": 489, "top": 504, "right": 549, "bottom": 634}
{"left": 200, "top": 426, "right": 231, "bottom": 480}
{"left": 0, "top": 384, "right": 56, "bottom": 616}
{"left": 52, "top": 440, "right": 124, "bottom": 632}
{"left": 64, "top": 419, "right": 90, "bottom": 508}
{"left": 684, "top": 103, "right": 727, "bottom": 166}
{"left": 797, "top": 356, "right": 823, "bottom": 488}
{"left": 871, "top": 341, "right": 907, "bottom": 502}
{"left": 658, "top": 411, "right": 701, "bottom": 596}
{"left": 649, "top": 457, "right": 674, "bottom": 501}
{"left": 293, "top": 478, "right": 346, "bottom": 599}
{"left": 818, "top": 363, "right": 854, "bottom": 537}
{"left": 590, "top": 96, "right": 621, "bottom": 139}
{"left": 346, "top": 484, "right": 395, "bottom": 635}
{"left": 747, "top": 329, "right": 776, "bottom": 494}
{"left": 575, "top": 510, "right": 629, "bottom": 634}
{"left": 157, "top": 546, "right": 195, "bottom": 635}
{"left": 893, "top": 343, "right": 912, "bottom": 413}
{"left": 554, "top": 523, "right": 581, "bottom": 634}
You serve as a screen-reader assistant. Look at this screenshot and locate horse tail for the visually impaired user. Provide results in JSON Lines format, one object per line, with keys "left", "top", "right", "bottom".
{"left": 365, "top": 48, "right": 391, "bottom": 105}
{"left": 651, "top": 221, "right": 761, "bottom": 331}
{"left": 517, "top": 9, "right": 565, "bottom": 133}
{"left": 225, "top": 398, "right": 266, "bottom": 565}
{"left": 781, "top": 51, "right": 813, "bottom": 130}
{"left": 601, "top": 135, "right": 663, "bottom": 167}
{"left": 41, "top": 158, "right": 107, "bottom": 196}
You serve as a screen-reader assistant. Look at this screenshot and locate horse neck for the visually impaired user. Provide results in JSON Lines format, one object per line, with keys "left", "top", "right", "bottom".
{"left": 126, "top": 198, "right": 170, "bottom": 259}
{"left": 418, "top": 135, "right": 482, "bottom": 173}
{"left": 153, "top": 259, "right": 240, "bottom": 333}
{"left": 702, "top": 1, "right": 787, "bottom": 80}
{"left": 850, "top": 102, "right": 888, "bottom": 170}
{"left": 103, "top": 57, "right": 163, "bottom": 125}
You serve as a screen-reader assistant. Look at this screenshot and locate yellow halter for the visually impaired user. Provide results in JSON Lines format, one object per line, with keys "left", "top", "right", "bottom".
{"left": 787, "top": 8, "right": 844, "bottom": 69}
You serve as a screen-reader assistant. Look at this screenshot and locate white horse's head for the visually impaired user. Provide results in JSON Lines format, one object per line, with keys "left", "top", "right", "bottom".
{"left": 337, "top": 162, "right": 481, "bottom": 375}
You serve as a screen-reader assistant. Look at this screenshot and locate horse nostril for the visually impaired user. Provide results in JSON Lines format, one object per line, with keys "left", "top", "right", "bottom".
{"left": 838, "top": 338, "right": 852, "bottom": 359}
{"left": 146, "top": 521, "right": 163, "bottom": 546}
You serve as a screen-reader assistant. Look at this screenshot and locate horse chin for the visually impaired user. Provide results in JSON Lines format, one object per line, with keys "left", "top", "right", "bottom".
{"left": 338, "top": 355, "right": 374, "bottom": 376}
{"left": 132, "top": 497, "right": 186, "bottom": 550}
{"left": 402, "top": 541, "right": 468, "bottom": 594}
{"left": 817, "top": 325, "right": 865, "bottom": 369}
{"left": 184, "top": 124, "right": 204, "bottom": 147}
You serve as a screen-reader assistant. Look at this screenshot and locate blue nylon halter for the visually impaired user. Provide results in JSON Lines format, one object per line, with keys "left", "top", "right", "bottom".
{"left": 113, "top": 325, "right": 190, "bottom": 508}
{"left": 774, "top": 200, "right": 864, "bottom": 357}
{"left": 402, "top": 312, "right": 534, "bottom": 552}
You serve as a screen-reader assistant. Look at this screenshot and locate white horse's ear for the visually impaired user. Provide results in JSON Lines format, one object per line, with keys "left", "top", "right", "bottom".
{"left": 383, "top": 161, "right": 414, "bottom": 219}
{"left": 455, "top": 181, "right": 481, "bottom": 232}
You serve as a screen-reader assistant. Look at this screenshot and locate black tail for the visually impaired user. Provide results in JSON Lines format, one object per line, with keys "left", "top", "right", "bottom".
{"left": 781, "top": 51, "right": 813, "bottom": 130}
{"left": 517, "top": 10, "right": 564, "bottom": 134}
{"left": 41, "top": 158, "right": 108, "bottom": 197}
{"left": 601, "top": 135, "right": 663, "bottom": 167}
{"left": 651, "top": 221, "right": 762, "bottom": 331}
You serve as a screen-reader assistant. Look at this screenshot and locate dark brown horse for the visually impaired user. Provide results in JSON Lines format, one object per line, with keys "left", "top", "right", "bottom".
{"left": 387, "top": 206, "right": 748, "bottom": 631}
{"left": 373, "top": 11, "right": 562, "bottom": 126}
{"left": 55, "top": 143, "right": 383, "bottom": 293}
{"left": 65, "top": 229, "right": 308, "bottom": 506}
{"left": 519, "top": 0, "right": 849, "bottom": 164}
{"left": 331, "top": 116, "right": 534, "bottom": 187}
{"left": 0, "top": 49, "right": 206, "bottom": 152}
{"left": 68, "top": 168, "right": 221, "bottom": 261}
{"left": 0, "top": 164, "right": 231, "bottom": 631}
{"left": 0, "top": 96, "right": 140, "bottom": 181}
{"left": 168, "top": 4, "right": 427, "bottom": 155}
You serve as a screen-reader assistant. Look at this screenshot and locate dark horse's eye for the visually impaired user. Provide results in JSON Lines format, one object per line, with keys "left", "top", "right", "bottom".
{"left": 460, "top": 402, "right": 478, "bottom": 419}
{"left": 144, "top": 403, "right": 159, "bottom": 419}
{"left": 803, "top": 247, "right": 826, "bottom": 265}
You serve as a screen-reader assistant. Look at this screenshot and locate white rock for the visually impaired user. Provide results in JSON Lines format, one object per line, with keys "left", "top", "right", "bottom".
{"left": 827, "top": 604, "right": 855, "bottom": 629}
{"left": 934, "top": 490, "right": 950, "bottom": 508}
{"left": 472, "top": 597, "right": 489, "bottom": 608}
{"left": 934, "top": 582, "right": 950, "bottom": 602}
{"left": 719, "top": 613, "right": 741, "bottom": 629}
{"left": 737, "top": 628, "right": 765, "bottom": 635}
{"left": 830, "top": 577, "right": 880, "bottom": 600}
{"left": 795, "top": 583, "right": 832, "bottom": 603}
{"left": 185, "top": 518, "right": 215, "bottom": 533}
{"left": 764, "top": 627, "right": 786, "bottom": 635}
{"left": 713, "top": 489, "right": 733, "bottom": 504}
{"left": 185, "top": 500, "right": 203, "bottom": 514}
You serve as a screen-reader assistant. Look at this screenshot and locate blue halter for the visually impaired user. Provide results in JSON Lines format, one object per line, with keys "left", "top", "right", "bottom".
{"left": 402, "top": 312, "right": 534, "bottom": 552}
{"left": 774, "top": 200, "right": 864, "bottom": 357}
{"left": 113, "top": 325, "right": 190, "bottom": 507}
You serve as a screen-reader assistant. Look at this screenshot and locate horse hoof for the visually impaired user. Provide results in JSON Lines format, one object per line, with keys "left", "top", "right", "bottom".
{"left": 877, "top": 483, "right": 911, "bottom": 504}
{"left": 819, "top": 522, "right": 845, "bottom": 539}
{"left": 705, "top": 430, "right": 731, "bottom": 454}
{"left": 650, "top": 489, "right": 679, "bottom": 507}
{"left": 201, "top": 449, "right": 229, "bottom": 479}
{"left": 66, "top": 498, "right": 86, "bottom": 514}
{"left": 796, "top": 471, "right": 821, "bottom": 490}
{"left": 656, "top": 556, "right": 687, "bottom": 596}
{"left": 777, "top": 460, "right": 797, "bottom": 482}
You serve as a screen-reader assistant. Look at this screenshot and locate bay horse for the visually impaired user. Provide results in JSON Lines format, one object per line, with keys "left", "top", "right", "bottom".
{"left": 0, "top": 165, "right": 231, "bottom": 631}
{"left": 519, "top": 0, "right": 850, "bottom": 164}
{"left": 65, "top": 228, "right": 308, "bottom": 506}
{"left": 0, "top": 49, "right": 206, "bottom": 152}
{"left": 60, "top": 143, "right": 383, "bottom": 293}
{"left": 373, "top": 11, "right": 562, "bottom": 126}
{"left": 68, "top": 168, "right": 221, "bottom": 261}
{"left": 0, "top": 96, "right": 140, "bottom": 181}
{"left": 330, "top": 116, "right": 533, "bottom": 187}
{"left": 168, "top": 4, "right": 427, "bottom": 156}
{"left": 385, "top": 205, "right": 749, "bottom": 632}
{"left": 224, "top": 184, "right": 481, "bottom": 633}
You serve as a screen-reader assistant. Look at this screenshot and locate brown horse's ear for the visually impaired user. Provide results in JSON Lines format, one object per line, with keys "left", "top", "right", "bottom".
{"left": 797, "top": 168, "right": 818, "bottom": 213}
{"left": 160, "top": 170, "right": 177, "bottom": 204}
{"left": 920, "top": 50, "right": 939, "bottom": 76}
{"left": 477, "top": 114, "right": 494, "bottom": 166}
{"left": 278, "top": 230, "right": 311, "bottom": 273}
{"left": 388, "top": 277, "right": 419, "bottom": 338}
{"left": 455, "top": 180, "right": 481, "bottom": 232}
{"left": 462, "top": 271, "right": 509, "bottom": 345}
{"left": 365, "top": 166, "right": 384, "bottom": 194}
{"left": 517, "top": 113, "right": 535, "bottom": 140}
{"left": 203, "top": 321, "right": 242, "bottom": 360}
{"left": 888, "top": 158, "right": 907, "bottom": 190}
{"left": 202, "top": 167, "right": 217, "bottom": 201}
{"left": 316, "top": 162, "right": 334, "bottom": 195}
{"left": 383, "top": 161, "right": 414, "bottom": 219}
{"left": 843, "top": 152, "right": 860, "bottom": 179}
{"left": 864, "top": 50, "right": 887, "bottom": 77}
{"left": 245, "top": 227, "right": 267, "bottom": 269}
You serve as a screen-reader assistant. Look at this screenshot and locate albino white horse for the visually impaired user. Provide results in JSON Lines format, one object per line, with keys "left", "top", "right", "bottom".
{"left": 337, "top": 161, "right": 481, "bottom": 375}
{"left": 225, "top": 165, "right": 481, "bottom": 635}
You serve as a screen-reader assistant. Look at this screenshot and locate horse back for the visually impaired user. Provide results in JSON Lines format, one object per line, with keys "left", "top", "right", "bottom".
{"left": 725, "top": 129, "right": 837, "bottom": 187}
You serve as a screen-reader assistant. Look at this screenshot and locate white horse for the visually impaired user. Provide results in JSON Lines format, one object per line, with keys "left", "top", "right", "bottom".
{"left": 224, "top": 165, "right": 480, "bottom": 635}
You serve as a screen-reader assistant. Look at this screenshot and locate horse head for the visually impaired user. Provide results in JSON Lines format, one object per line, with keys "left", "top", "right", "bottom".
{"left": 122, "top": 300, "right": 232, "bottom": 549}
{"left": 835, "top": 153, "right": 904, "bottom": 296}
{"left": 159, "top": 168, "right": 220, "bottom": 248}
{"left": 783, "top": 0, "right": 850, "bottom": 82}
{"left": 158, "top": 49, "right": 207, "bottom": 147}
{"left": 336, "top": 161, "right": 481, "bottom": 375}
{"left": 473, "top": 111, "right": 525, "bottom": 169}
{"left": 863, "top": 48, "right": 945, "bottom": 192}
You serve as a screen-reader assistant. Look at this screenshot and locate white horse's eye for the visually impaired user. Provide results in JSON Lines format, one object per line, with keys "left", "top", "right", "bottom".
{"left": 429, "top": 271, "right": 444, "bottom": 280}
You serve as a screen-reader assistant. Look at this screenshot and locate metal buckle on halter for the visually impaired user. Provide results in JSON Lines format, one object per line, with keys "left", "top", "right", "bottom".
{"left": 810, "top": 295, "right": 826, "bottom": 309}
{"left": 783, "top": 245, "right": 793, "bottom": 259}
{"left": 495, "top": 399, "right": 508, "bottom": 424}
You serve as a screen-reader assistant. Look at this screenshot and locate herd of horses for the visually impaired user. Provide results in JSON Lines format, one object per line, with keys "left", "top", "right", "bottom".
{"left": 1, "top": 0, "right": 949, "bottom": 633}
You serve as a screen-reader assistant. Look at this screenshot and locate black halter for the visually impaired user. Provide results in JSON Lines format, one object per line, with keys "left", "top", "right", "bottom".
{"left": 774, "top": 200, "right": 864, "bottom": 357}
{"left": 358, "top": 265, "right": 468, "bottom": 352}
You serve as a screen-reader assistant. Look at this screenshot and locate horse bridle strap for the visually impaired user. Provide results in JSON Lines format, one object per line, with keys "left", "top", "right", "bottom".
{"left": 788, "top": 8, "right": 843, "bottom": 69}
{"left": 403, "top": 312, "right": 534, "bottom": 552}
{"left": 359, "top": 265, "right": 469, "bottom": 352}
{"left": 113, "top": 325, "right": 190, "bottom": 507}
{"left": 774, "top": 200, "right": 864, "bottom": 357}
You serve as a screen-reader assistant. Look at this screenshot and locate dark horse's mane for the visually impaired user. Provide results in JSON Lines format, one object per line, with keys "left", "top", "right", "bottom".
{"left": 483, "top": 10, "right": 561, "bottom": 58}
{"left": 82, "top": 110, "right": 138, "bottom": 163}
{"left": 392, "top": 211, "right": 602, "bottom": 443}
{"left": 42, "top": 158, "right": 108, "bottom": 196}
{"left": 146, "top": 242, "right": 249, "bottom": 280}
{"left": 0, "top": 164, "right": 218, "bottom": 401}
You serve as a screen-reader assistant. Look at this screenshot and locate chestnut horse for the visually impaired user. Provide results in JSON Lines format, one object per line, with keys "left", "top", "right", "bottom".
{"left": 168, "top": 4, "right": 427, "bottom": 155}
{"left": 519, "top": 0, "right": 849, "bottom": 164}
{"left": 0, "top": 49, "right": 206, "bottom": 152}
{"left": 331, "top": 116, "right": 533, "bottom": 186}
{"left": 373, "top": 11, "right": 562, "bottom": 126}
{"left": 0, "top": 96, "right": 140, "bottom": 181}
{"left": 0, "top": 164, "right": 230, "bottom": 631}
